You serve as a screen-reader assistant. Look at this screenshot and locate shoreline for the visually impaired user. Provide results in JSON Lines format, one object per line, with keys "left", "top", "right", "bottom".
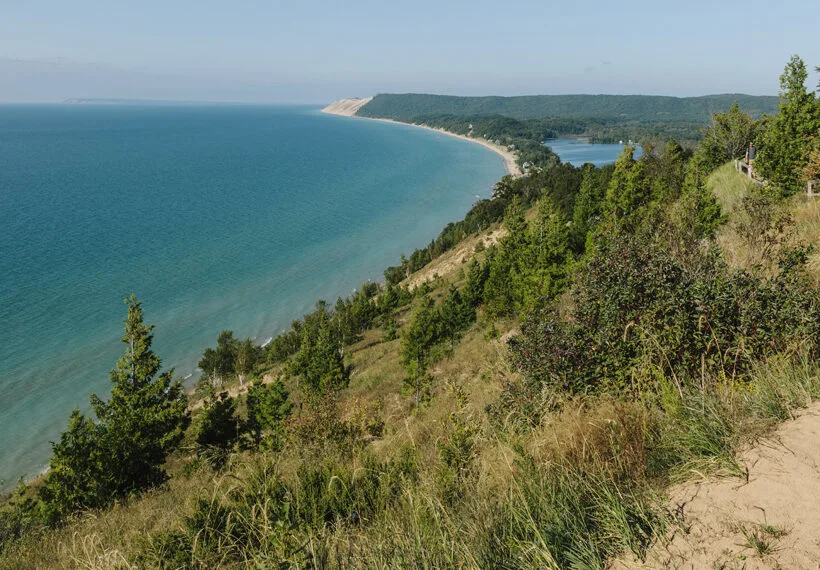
{"left": 322, "top": 100, "right": 522, "bottom": 178}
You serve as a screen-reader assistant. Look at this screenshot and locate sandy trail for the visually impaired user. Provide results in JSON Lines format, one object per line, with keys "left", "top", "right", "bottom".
{"left": 617, "top": 402, "right": 820, "bottom": 569}
{"left": 322, "top": 98, "right": 522, "bottom": 178}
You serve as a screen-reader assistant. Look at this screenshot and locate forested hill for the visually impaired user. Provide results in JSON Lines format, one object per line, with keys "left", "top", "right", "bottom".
{"left": 356, "top": 93, "right": 779, "bottom": 122}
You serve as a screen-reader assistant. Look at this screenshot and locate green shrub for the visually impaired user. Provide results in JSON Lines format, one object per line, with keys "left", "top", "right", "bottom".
{"left": 509, "top": 233, "right": 820, "bottom": 397}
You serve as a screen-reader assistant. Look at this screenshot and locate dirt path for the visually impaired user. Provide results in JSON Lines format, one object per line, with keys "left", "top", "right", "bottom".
{"left": 617, "top": 403, "right": 820, "bottom": 569}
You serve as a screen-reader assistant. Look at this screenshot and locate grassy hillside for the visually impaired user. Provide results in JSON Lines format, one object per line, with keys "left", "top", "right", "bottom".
{"left": 2, "top": 57, "right": 817, "bottom": 569}
{"left": 3, "top": 160, "right": 819, "bottom": 569}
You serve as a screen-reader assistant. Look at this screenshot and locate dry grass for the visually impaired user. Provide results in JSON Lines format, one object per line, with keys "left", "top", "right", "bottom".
{"left": 790, "top": 194, "right": 820, "bottom": 284}
{"left": 708, "top": 163, "right": 757, "bottom": 216}
{"left": 1, "top": 468, "right": 214, "bottom": 569}
{"left": 710, "top": 163, "right": 820, "bottom": 280}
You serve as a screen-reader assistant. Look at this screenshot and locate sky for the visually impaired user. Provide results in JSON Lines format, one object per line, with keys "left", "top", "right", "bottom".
{"left": 0, "top": 0, "right": 818, "bottom": 103}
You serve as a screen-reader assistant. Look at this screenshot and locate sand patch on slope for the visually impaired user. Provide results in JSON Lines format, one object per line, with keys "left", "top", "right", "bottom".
{"left": 616, "top": 403, "right": 820, "bottom": 569}
{"left": 402, "top": 227, "right": 506, "bottom": 291}
{"left": 321, "top": 97, "right": 373, "bottom": 116}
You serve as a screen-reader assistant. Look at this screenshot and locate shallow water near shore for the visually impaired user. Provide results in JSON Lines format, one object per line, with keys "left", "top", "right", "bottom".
{"left": 0, "top": 105, "right": 505, "bottom": 487}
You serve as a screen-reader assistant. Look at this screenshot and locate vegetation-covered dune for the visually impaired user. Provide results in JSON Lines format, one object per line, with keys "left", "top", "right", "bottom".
{"left": 355, "top": 92, "right": 780, "bottom": 146}
{"left": 357, "top": 92, "right": 779, "bottom": 122}
{"left": 1, "top": 56, "right": 818, "bottom": 569}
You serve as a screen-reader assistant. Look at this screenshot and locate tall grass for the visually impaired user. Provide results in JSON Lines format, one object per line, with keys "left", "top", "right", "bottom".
{"left": 4, "top": 355, "right": 817, "bottom": 569}
{"left": 707, "top": 162, "right": 758, "bottom": 215}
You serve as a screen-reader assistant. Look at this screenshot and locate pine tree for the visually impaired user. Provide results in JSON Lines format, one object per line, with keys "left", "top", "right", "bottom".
{"left": 653, "top": 139, "right": 687, "bottom": 201}
{"left": 756, "top": 55, "right": 820, "bottom": 195}
{"left": 196, "top": 391, "right": 239, "bottom": 453}
{"left": 571, "top": 165, "right": 605, "bottom": 252}
{"left": 246, "top": 378, "right": 292, "bottom": 450}
{"left": 525, "top": 197, "right": 571, "bottom": 309}
{"left": 380, "top": 282, "right": 400, "bottom": 315}
{"left": 90, "top": 295, "right": 189, "bottom": 495}
{"left": 290, "top": 308, "right": 348, "bottom": 393}
{"left": 605, "top": 146, "right": 649, "bottom": 223}
{"left": 484, "top": 199, "right": 529, "bottom": 317}
{"left": 439, "top": 285, "right": 473, "bottom": 348}
{"left": 234, "top": 338, "right": 259, "bottom": 387}
{"left": 39, "top": 410, "right": 108, "bottom": 525}
{"left": 41, "top": 296, "right": 188, "bottom": 524}
{"left": 400, "top": 295, "right": 438, "bottom": 408}
{"left": 198, "top": 330, "right": 238, "bottom": 388}
{"left": 680, "top": 153, "right": 725, "bottom": 240}
{"left": 463, "top": 258, "right": 489, "bottom": 309}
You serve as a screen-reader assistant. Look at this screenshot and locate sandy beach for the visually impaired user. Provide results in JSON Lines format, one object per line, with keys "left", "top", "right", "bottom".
{"left": 322, "top": 98, "right": 522, "bottom": 178}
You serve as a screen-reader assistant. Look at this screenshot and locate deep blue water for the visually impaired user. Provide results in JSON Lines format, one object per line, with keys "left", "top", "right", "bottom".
{"left": 0, "top": 105, "right": 504, "bottom": 487}
{"left": 545, "top": 138, "right": 643, "bottom": 167}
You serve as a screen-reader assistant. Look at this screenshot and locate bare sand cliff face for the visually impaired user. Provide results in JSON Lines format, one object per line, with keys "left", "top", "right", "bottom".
{"left": 616, "top": 402, "right": 820, "bottom": 569}
{"left": 321, "top": 97, "right": 373, "bottom": 116}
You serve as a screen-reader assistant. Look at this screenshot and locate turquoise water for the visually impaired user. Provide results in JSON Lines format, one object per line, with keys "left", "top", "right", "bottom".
{"left": 0, "top": 105, "right": 504, "bottom": 487}
{"left": 545, "top": 138, "right": 643, "bottom": 166}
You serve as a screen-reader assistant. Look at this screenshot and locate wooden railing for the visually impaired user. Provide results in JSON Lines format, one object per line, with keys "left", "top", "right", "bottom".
{"left": 735, "top": 160, "right": 761, "bottom": 183}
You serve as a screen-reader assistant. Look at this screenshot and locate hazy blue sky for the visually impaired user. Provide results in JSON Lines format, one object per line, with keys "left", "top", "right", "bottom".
{"left": 1, "top": 0, "right": 818, "bottom": 102}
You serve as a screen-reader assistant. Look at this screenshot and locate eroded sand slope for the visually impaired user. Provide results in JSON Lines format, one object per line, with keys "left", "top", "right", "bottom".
{"left": 322, "top": 97, "right": 373, "bottom": 116}
{"left": 617, "top": 403, "right": 820, "bottom": 569}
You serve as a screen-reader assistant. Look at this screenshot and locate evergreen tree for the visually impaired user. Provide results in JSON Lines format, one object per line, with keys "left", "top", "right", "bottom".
{"left": 491, "top": 175, "right": 516, "bottom": 200}
{"left": 383, "top": 317, "right": 399, "bottom": 342}
{"left": 400, "top": 295, "right": 438, "bottom": 408}
{"left": 484, "top": 199, "right": 529, "bottom": 317}
{"left": 246, "top": 378, "right": 292, "bottom": 450}
{"left": 653, "top": 139, "right": 687, "bottom": 201}
{"left": 571, "top": 165, "right": 605, "bottom": 252}
{"left": 463, "top": 258, "right": 489, "bottom": 309}
{"left": 439, "top": 285, "right": 473, "bottom": 348}
{"left": 483, "top": 247, "right": 514, "bottom": 319}
{"left": 380, "top": 282, "right": 400, "bottom": 315}
{"left": 524, "top": 197, "right": 571, "bottom": 309}
{"left": 39, "top": 410, "right": 108, "bottom": 525}
{"left": 290, "top": 308, "right": 348, "bottom": 393}
{"left": 196, "top": 391, "right": 239, "bottom": 452}
{"left": 234, "top": 338, "right": 259, "bottom": 387}
{"left": 756, "top": 55, "right": 820, "bottom": 195}
{"left": 605, "top": 146, "right": 649, "bottom": 223}
{"left": 41, "top": 296, "right": 188, "bottom": 524}
{"left": 90, "top": 295, "right": 189, "bottom": 496}
{"left": 680, "top": 153, "right": 725, "bottom": 240}
{"left": 198, "top": 330, "right": 238, "bottom": 387}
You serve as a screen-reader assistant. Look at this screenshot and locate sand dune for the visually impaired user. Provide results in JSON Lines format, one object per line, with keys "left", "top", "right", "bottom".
{"left": 321, "top": 97, "right": 373, "bottom": 116}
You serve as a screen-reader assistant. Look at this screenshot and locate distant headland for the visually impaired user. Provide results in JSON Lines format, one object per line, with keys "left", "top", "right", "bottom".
{"left": 322, "top": 97, "right": 522, "bottom": 177}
